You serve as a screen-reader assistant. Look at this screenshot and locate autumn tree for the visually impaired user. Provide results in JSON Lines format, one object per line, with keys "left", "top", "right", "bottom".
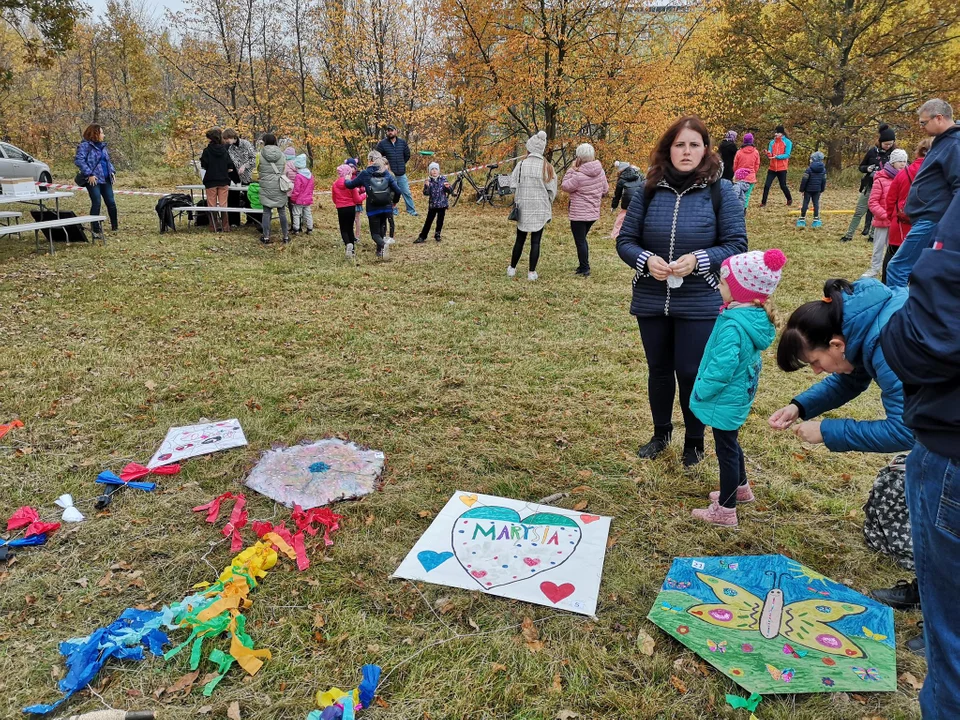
{"left": 707, "top": 0, "right": 960, "bottom": 170}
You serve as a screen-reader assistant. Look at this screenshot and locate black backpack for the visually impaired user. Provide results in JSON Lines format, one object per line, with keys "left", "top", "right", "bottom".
{"left": 155, "top": 193, "right": 193, "bottom": 233}
{"left": 367, "top": 174, "right": 393, "bottom": 207}
{"left": 863, "top": 455, "right": 914, "bottom": 571}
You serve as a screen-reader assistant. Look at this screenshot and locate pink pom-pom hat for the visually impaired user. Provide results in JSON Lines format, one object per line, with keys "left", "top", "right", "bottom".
{"left": 721, "top": 248, "right": 787, "bottom": 304}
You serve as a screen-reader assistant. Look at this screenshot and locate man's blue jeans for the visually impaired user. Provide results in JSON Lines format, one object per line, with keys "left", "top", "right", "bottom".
{"left": 905, "top": 442, "right": 960, "bottom": 718}
{"left": 395, "top": 173, "right": 416, "bottom": 215}
{"left": 885, "top": 219, "right": 937, "bottom": 288}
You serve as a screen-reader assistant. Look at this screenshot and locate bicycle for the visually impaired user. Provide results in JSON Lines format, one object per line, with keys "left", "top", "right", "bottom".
{"left": 448, "top": 153, "right": 513, "bottom": 208}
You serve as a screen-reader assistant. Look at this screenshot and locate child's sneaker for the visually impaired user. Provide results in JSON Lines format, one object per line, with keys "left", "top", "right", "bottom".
{"left": 345, "top": 243, "right": 355, "bottom": 258}
{"left": 812, "top": 218, "right": 822, "bottom": 229}
{"left": 527, "top": 271, "right": 538, "bottom": 281}
{"left": 435, "top": 233, "right": 442, "bottom": 243}
{"left": 506, "top": 266, "right": 516, "bottom": 278}
{"left": 861, "top": 269, "right": 878, "bottom": 279}
{"left": 796, "top": 218, "right": 806, "bottom": 228}
{"left": 306, "top": 228, "right": 313, "bottom": 235}
{"left": 379, "top": 244, "right": 390, "bottom": 260}
{"left": 414, "top": 236, "right": 426, "bottom": 244}
{"left": 709, "top": 485, "right": 755, "bottom": 504}
{"left": 386, "top": 236, "right": 396, "bottom": 244}
{"left": 691, "top": 502, "right": 738, "bottom": 527}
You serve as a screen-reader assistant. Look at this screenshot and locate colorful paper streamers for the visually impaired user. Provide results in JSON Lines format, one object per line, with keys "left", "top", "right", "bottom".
{"left": 193, "top": 492, "right": 248, "bottom": 551}
{"left": 54, "top": 494, "right": 85, "bottom": 523}
{"left": 119, "top": 462, "right": 181, "bottom": 482}
{"left": 252, "top": 505, "right": 343, "bottom": 571}
{"left": 726, "top": 692, "right": 763, "bottom": 712}
{"left": 7, "top": 506, "right": 60, "bottom": 537}
{"left": 95, "top": 470, "right": 157, "bottom": 493}
{"left": 23, "top": 608, "right": 168, "bottom": 715}
{"left": 309, "top": 665, "right": 382, "bottom": 720}
{"left": 0, "top": 418, "right": 24, "bottom": 440}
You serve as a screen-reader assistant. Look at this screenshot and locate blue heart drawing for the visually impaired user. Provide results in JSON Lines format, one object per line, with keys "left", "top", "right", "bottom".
{"left": 418, "top": 550, "right": 454, "bottom": 572}
{"left": 309, "top": 462, "right": 331, "bottom": 473}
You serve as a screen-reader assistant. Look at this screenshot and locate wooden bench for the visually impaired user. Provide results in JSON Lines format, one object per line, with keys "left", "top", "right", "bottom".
{"left": 0, "top": 211, "right": 21, "bottom": 226}
{"left": 0, "top": 214, "right": 106, "bottom": 254}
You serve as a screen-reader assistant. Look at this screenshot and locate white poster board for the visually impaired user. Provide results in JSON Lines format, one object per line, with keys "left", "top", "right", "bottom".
{"left": 393, "top": 491, "right": 612, "bottom": 616}
{"left": 147, "top": 419, "right": 247, "bottom": 468}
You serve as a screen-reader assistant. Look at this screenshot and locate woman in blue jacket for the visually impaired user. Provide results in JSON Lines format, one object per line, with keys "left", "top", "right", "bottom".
{"left": 74, "top": 123, "right": 118, "bottom": 238}
{"left": 769, "top": 278, "right": 914, "bottom": 453}
{"left": 616, "top": 115, "right": 748, "bottom": 466}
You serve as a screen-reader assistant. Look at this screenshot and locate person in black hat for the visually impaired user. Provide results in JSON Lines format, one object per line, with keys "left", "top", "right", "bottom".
{"left": 376, "top": 124, "right": 417, "bottom": 217}
{"left": 841, "top": 123, "right": 896, "bottom": 242}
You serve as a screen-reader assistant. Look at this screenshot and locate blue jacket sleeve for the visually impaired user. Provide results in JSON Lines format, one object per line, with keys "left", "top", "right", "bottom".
{"left": 819, "top": 343, "right": 915, "bottom": 453}
{"left": 693, "top": 324, "right": 739, "bottom": 401}
{"left": 697, "top": 181, "right": 748, "bottom": 272}
{"left": 344, "top": 169, "right": 366, "bottom": 190}
{"left": 375, "top": 139, "right": 388, "bottom": 157}
{"left": 390, "top": 176, "right": 402, "bottom": 202}
{"left": 795, "top": 368, "right": 872, "bottom": 420}
{"left": 778, "top": 138, "right": 792, "bottom": 160}
{"left": 615, "top": 184, "right": 653, "bottom": 275}
{"left": 75, "top": 143, "right": 93, "bottom": 176}
{"left": 799, "top": 169, "right": 809, "bottom": 193}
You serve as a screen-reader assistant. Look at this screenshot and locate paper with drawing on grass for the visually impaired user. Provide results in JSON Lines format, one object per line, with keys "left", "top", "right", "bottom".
{"left": 392, "top": 491, "right": 612, "bottom": 615}
{"left": 147, "top": 419, "right": 247, "bottom": 469}
{"left": 647, "top": 555, "right": 896, "bottom": 695}
{"left": 245, "top": 439, "right": 384, "bottom": 509}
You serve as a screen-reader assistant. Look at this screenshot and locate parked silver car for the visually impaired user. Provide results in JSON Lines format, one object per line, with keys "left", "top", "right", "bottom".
{"left": 0, "top": 141, "right": 52, "bottom": 190}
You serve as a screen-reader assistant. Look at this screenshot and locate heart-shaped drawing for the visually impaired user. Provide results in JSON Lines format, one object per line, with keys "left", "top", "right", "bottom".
{"left": 459, "top": 494, "right": 478, "bottom": 507}
{"left": 580, "top": 514, "right": 600, "bottom": 524}
{"left": 540, "top": 581, "right": 575, "bottom": 604}
{"left": 452, "top": 506, "right": 582, "bottom": 589}
{"left": 417, "top": 550, "right": 453, "bottom": 573}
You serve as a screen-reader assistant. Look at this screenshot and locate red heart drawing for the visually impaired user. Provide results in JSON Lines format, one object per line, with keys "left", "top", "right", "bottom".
{"left": 540, "top": 581, "right": 575, "bottom": 604}
{"left": 523, "top": 557, "right": 540, "bottom": 567}
{"left": 471, "top": 570, "right": 487, "bottom": 579}
{"left": 580, "top": 514, "right": 600, "bottom": 524}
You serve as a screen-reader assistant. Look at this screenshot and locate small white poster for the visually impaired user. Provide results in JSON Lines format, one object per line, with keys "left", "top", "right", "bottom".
{"left": 392, "top": 491, "right": 612, "bottom": 615}
{"left": 147, "top": 419, "right": 247, "bottom": 468}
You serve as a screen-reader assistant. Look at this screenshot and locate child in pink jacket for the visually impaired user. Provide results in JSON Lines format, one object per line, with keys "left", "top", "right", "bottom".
{"left": 290, "top": 154, "right": 315, "bottom": 234}
{"left": 332, "top": 164, "right": 366, "bottom": 255}
{"left": 864, "top": 148, "right": 908, "bottom": 278}
{"left": 561, "top": 143, "right": 609, "bottom": 276}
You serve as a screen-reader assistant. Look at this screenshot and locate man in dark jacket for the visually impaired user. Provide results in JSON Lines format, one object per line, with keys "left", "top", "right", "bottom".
{"left": 718, "top": 131, "right": 738, "bottom": 181}
{"left": 841, "top": 123, "right": 895, "bottom": 241}
{"left": 880, "top": 191, "right": 960, "bottom": 719}
{"left": 375, "top": 124, "right": 417, "bottom": 216}
{"left": 885, "top": 99, "right": 960, "bottom": 287}
{"left": 611, "top": 162, "right": 642, "bottom": 210}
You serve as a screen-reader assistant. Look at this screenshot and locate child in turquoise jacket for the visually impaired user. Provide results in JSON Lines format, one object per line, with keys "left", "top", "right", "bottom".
{"left": 689, "top": 248, "right": 787, "bottom": 527}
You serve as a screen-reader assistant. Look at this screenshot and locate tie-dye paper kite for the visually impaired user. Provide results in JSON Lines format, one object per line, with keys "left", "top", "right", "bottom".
{"left": 244, "top": 439, "right": 384, "bottom": 509}
{"left": 647, "top": 555, "right": 896, "bottom": 694}
{"left": 147, "top": 419, "right": 247, "bottom": 469}
{"left": 393, "top": 491, "right": 612, "bottom": 615}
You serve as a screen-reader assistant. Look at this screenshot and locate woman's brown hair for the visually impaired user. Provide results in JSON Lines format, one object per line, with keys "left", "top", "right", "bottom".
{"left": 205, "top": 127, "right": 223, "bottom": 144}
{"left": 645, "top": 115, "right": 721, "bottom": 195}
{"left": 82, "top": 124, "right": 103, "bottom": 142}
{"left": 916, "top": 136, "right": 933, "bottom": 158}
{"left": 222, "top": 128, "right": 239, "bottom": 141}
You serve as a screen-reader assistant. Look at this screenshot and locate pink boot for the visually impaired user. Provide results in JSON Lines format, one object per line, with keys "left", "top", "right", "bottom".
{"left": 691, "top": 502, "right": 738, "bottom": 527}
{"left": 709, "top": 484, "right": 755, "bottom": 504}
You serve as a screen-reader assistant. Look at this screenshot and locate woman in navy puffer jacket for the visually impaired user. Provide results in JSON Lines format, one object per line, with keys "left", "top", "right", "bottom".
{"left": 616, "top": 115, "right": 748, "bottom": 465}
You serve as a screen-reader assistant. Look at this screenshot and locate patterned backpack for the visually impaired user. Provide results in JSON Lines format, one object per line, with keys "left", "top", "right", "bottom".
{"left": 862, "top": 455, "right": 914, "bottom": 571}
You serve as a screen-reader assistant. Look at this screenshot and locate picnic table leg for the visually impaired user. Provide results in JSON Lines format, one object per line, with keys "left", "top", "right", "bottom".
{"left": 38, "top": 199, "right": 55, "bottom": 255}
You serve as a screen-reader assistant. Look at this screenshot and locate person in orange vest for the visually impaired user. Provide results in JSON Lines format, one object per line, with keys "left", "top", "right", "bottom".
{"left": 760, "top": 125, "right": 793, "bottom": 207}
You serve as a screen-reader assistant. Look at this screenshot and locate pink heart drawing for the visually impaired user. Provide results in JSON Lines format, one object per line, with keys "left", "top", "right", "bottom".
{"left": 523, "top": 557, "right": 541, "bottom": 567}
{"left": 471, "top": 570, "right": 487, "bottom": 579}
{"left": 540, "top": 581, "right": 575, "bottom": 604}
{"left": 580, "top": 514, "right": 600, "bottom": 524}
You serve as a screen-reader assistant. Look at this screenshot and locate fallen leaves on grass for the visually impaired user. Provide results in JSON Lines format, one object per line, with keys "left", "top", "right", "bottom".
{"left": 636, "top": 628, "right": 655, "bottom": 656}
{"left": 434, "top": 597, "right": 455, "bottom": 614}
{"left": 670, "top": 675, "right": 688, "bottom": 694}
{"left": 556, "top": 711, "right": 579, "bottom": 720}
{"left": 550, "top": 672, "right": 562, "bottom": 693}
{"left": 227, "top": 700, "right": 241, "bottom": 720}
{"left": 161, "top": 669, "right": 200, "bottom": 698}
{"left": 521, "top": 616, "right": 544, "bottom": 652}
{"left": 74, "top": 577, "right": 88, "bottom": 588}
{"left": 572, "top": 500, "right": 588, "bottom": 511}
{"left": 491, "top": 663, "right": 508, "bottom": 673}
{"left": 899, "top": 672, "right": 923, "bottom": 691}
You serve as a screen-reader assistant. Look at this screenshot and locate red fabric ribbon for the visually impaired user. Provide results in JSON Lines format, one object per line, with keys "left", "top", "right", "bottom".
{"left": 7, "top": 506, "right": 60, "bottom": 537}
{"left": 119, "top": 462, "right": 182, "bottom": 482}
{"left": 291, "top": 505, "right": 343, "bottom": 547}
{"left": 192, "top": 492, "right": 248, "bottom": 551}
{"left": 0, "top": 419, "right": 24, "bottom": 441}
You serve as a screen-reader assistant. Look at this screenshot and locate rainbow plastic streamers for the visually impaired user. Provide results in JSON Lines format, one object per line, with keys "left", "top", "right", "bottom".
{"left": 193, "top": 492, "right": 248, "bottom": 551}
{"left": 23, "top": 608, "right": 167, "bottom": 715}
{"left": 311, "top": 665, "right": 382, "bottom": 719}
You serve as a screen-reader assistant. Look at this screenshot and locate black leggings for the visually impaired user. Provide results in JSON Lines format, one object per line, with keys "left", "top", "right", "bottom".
{"left": 570, "top": 220, "right": 594, "bottom": 270}
{"left": 714, "top": 428, "right": 748, "bottom": 509}
{"left": 337, "top": 206, "right": 357, "bottom": 246}
{"left": 420, "top": 207, "right": 446, "bottom": 238}
{"left": 511, "top": 228, "right": 544, "bottom": 272}
{"left": 369, "top": 214, "right": 387, "bottom": 251}
{"left": 761, "top": 169, "right": 792, "bottom": 205}
{"left": 636, "top": 316, "right": 715, "bottom": 440}
{"left": 800, "top": 192, "right": 820, "bottom": 218}
{"left": 387, "top": 213, "right": 395, "bottom": 238}
{"left": 881, "top": 243, "right": 899, "bottom": 284}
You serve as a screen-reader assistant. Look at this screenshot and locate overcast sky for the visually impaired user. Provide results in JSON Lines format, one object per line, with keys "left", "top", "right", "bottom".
{"left": 85, "top": 0, "right": 188, "bottom": 20}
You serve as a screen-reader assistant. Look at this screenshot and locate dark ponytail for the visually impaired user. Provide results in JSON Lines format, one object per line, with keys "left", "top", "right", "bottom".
{"left": 777, "top": 279, "right": 854, "bottom": 372}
